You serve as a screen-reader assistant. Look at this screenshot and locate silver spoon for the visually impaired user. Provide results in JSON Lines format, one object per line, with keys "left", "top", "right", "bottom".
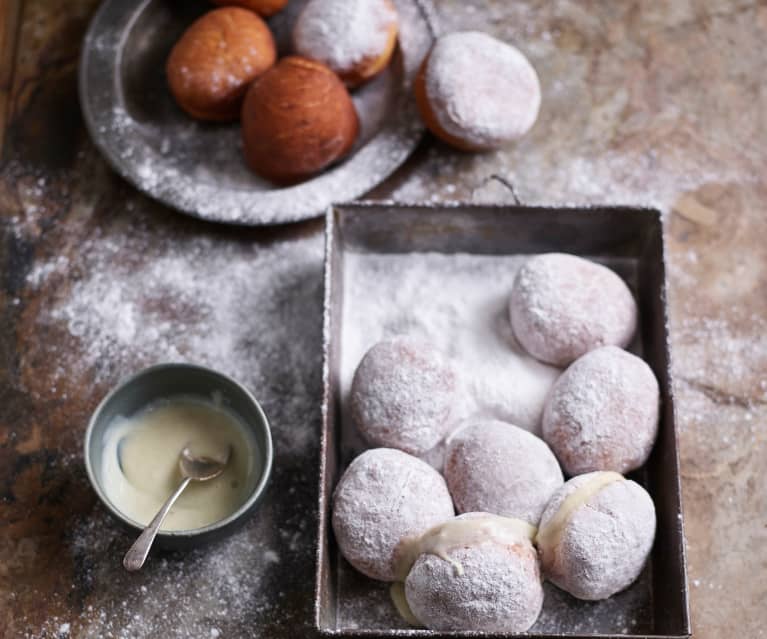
{"left": 123, "top": 444, "right": 232, "bottom": 571}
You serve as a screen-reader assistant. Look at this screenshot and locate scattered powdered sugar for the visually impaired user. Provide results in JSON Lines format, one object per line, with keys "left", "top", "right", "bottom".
{"left": 341, "top": 251, "right": 562, "bottom": 439}
{"left": 293, "top": 0, "right": 398, "bottom": 71}
{"left": 31, "top": 231, "right": 324, "bottom": 461}
{"left": 425, "top": 31, "right": 541, "bottom": 149}
{"left": 20, "top": 223, "right": 326, "bottom": 637}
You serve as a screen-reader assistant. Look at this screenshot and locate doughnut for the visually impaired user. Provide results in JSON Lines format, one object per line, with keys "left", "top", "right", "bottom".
{"left": 166, "top": 8, "right": 276, "bottom": 121}
{"left": 293, "top": 0, "right": 399, "bottom": 88}
{"left": 241, "top": 56, "right": 359, "bottom": 183}
{"left": 401, "top": 513, "right": 543, "bottom": 632}
{"left": 510, "top": 253, "right": 638, "bottom": 367}
{"left": 331, "top": 448, "right": 454, "bottom": 581}
{"left": 414, "top": 31, "right": 541, "bottom": 151}
{"left": 536, "top": 471, "right": 656, "bottom": 600}
{"left": 350, "top": 336, "right": 459, "bottom": 455}
{"left": 444, "top": 420, "right": 563, "bottom": 525}
{"left": 542, "top": 346, "right": 660, "bottom": 475}
{"left": 210, "top": 0, "right": 288, "bottom": 17}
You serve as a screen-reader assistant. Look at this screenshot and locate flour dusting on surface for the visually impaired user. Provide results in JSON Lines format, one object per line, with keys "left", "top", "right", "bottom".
{"left": 19, "top": 223, "right": 326, "bottom": 638}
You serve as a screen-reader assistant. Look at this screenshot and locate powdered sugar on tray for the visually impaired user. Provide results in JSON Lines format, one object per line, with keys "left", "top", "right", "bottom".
{"left": 335, "top": 249, "right": 654, "bottom": 633}
{"left": 340, "top": 251, "right": 562, "bottom": 440}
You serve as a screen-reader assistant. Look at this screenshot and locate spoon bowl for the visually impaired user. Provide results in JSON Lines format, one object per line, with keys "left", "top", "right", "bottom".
{"left": 180, "top": 445, "right": 232, "bottom": 481}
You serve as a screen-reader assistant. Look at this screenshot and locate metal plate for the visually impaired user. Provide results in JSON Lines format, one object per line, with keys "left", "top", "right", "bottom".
{"left": 317, "top": 203, "right": 691, "bottom": 638}
{"left": 78, "top": 0, "right": 437, "bottom": 226}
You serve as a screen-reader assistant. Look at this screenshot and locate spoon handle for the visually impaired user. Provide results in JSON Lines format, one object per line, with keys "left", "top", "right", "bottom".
{"left": 123, "top": 476, "right": 192, "bottom": 571}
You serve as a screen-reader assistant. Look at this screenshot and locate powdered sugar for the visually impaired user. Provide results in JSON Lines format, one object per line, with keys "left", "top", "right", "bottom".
{"left": 293, "top": 0, "right": 397, "bottom": 72}
{"left": 32, "top": 233, "right": 323, "bottom": 455}
{"left": 444, "top": 420, "right": 563, "bottom": 525}
{"left": 332, "top": 448, "right": 454, "bottom": 581}
{"left": 340, "top": 252, "right": 562, "bottom": 443}
{"left": 19, "top": 224, "right": 326, "bottom": 637}
{"left": 542, "top": 346, "right": 660, "bottom": 475}
{"left": 537, "top": 474, "right": 656, "bottom": 601}
{"left": 424, "top": 31, "right": 541, "bottom": 149}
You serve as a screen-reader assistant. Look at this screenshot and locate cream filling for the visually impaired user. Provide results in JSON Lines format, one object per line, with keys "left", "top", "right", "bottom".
{"left": 101, "top": 396, "right": 258, "bottom": 531}
{"left": 389, "top": 582, "right": 421, "bottom": 626}
{"left": 394, "top": 514, "right": 537, "bottom": 582}
{"left": 535, "top": 471, "right": 625, "bottom": 551}
{"left": 390, "top": 514, "right": 536, "bottom": 625}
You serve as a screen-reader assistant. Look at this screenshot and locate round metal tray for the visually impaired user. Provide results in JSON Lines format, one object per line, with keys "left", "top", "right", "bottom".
{"left": 79, "top": 0, "right": 438, "bottom": 225}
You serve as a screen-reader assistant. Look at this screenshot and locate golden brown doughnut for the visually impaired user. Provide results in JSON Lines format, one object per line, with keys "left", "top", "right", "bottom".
{"left": 241, "top": 56, "right": 359, "bottom": 184}
{"left": 166, "top": 8, "right": 276, "bottom": 122}
{"left": 210, "top": 0, "right": 288, "bottom": 18}
{"left": 293, "top": 0, "right": 399, "bottom": 88}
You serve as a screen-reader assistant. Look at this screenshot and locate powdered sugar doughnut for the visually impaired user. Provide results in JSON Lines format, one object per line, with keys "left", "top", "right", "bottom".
{"left": 542, "top": 346, "right": 660, "bottom": 475}
{"left": 403, "top": 513, "right": 543, "bottom": 632}
{"left": 414, "top": 31, "right": 541, "bottom": 151}
{"left": 510, "top": 253, "right": 638, "bottom": 367}
{"left": 350, "top": 336, "right": 459, "bottom": 455}
{"left": 293, "top": 0, "right": 399, "bottom": 88}
{"left": 332, "top": 448, "right": 454, "bottom": 581}
{"left": 536, "top": 472, "right": 656, "bottom": 600}
{"left": 444, "top": 420, "right": 562, "bottom": 525}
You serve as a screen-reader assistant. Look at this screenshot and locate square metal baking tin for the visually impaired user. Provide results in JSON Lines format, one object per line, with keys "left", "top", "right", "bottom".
{"left": 317, "top": 202, "right": 690, "bottom": 638}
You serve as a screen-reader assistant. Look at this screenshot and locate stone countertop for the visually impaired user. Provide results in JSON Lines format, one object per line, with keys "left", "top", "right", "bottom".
{"left": 1, "top": 1, "right": 765, "bottom": 637}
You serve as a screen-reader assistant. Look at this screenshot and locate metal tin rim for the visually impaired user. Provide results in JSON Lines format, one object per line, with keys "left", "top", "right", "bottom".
{"left": 314, "top": 202, "right": 690, "bottom": 637}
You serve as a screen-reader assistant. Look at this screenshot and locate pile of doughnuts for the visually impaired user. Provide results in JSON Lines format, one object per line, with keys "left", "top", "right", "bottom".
{"left": 166, "top": 1, "right": 542, "bottom": 184}
{"left": 166, "top": 0, "right": 398, "bottom": 183}
{"left": 333, "top": 253, "right": 661, "bottom": 632}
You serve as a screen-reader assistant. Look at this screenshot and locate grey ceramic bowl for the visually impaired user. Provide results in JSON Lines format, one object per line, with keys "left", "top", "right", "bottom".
{"left": 84, "top": 363, "right": 273, "bottom": 549}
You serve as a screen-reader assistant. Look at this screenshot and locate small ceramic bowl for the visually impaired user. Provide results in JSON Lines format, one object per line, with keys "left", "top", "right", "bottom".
{"left": 84, "top": 362, "right": 273, "bottom": 549}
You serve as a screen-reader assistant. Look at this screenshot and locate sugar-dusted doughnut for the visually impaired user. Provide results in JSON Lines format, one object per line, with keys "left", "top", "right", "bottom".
{"left": 293, "top": 0, "right": 399, "bottom": 88}
{"left": 536, "top": 471, "right": 656, "bottom": 600}
{"left": 332, "top": 448, "right": 454, "bottom": 581}
{"left": 241, "top": 56, "right": 359, "bottom": 183}
{"left": 542, "top": 346, "right": 660, "bottom": 475}
{"left": 510, "top": 253, "right": 638, "bottom": 367}
{"left": 401, "top": 513, "right": 543, "bottom": 632}
{"left": 350, "top": 336, "right": 459, "bottom": 455}
{"left": 444, "top": 420, "right": 563, "bottom": 525}
{"left": 414, "top": 31, "right": 540, "bottom": 151}
{"left": 166, "top": 8, "right": 276, "bottom": 121}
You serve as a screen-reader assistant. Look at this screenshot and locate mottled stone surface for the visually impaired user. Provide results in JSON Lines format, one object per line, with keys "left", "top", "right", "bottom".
{"left": 1, "top": 0, "right": 765, "bottom": 637}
